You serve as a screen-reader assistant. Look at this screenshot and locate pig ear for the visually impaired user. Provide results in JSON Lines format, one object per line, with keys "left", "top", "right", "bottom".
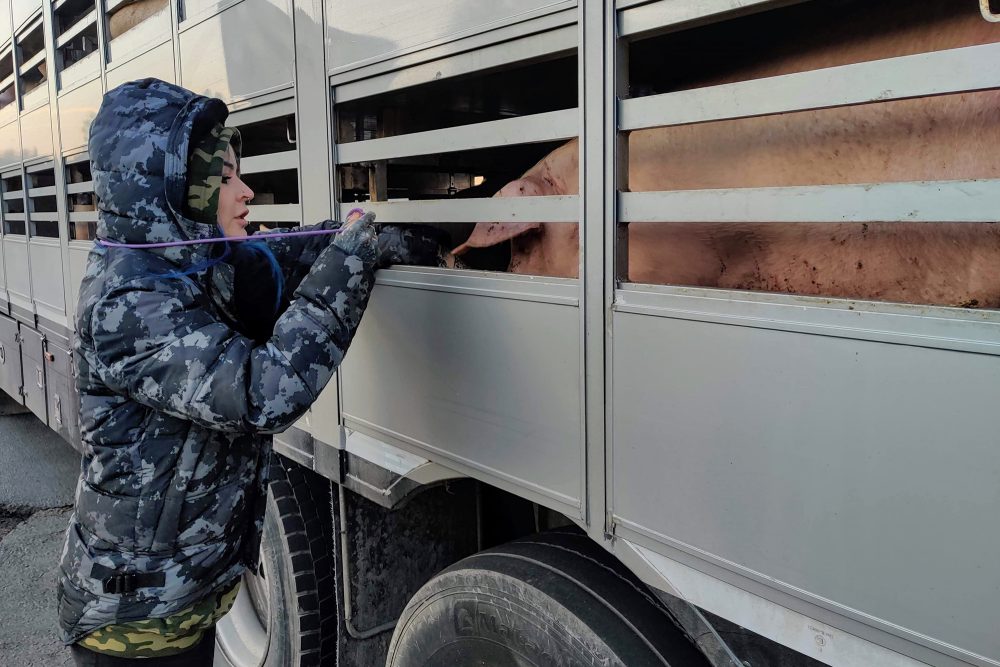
{"left": 452, "top": 221, "right": 541, "bottom": 255}
{"left": 452, "top": 176, "right": 554, "bottom": 254}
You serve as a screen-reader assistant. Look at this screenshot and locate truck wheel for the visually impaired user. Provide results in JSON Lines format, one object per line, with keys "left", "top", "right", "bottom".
{"left": 386, "top": 530, "right": 709, "bottom": 667}
{"left": 215, "top": 460, "right": 335, "bottom": 667}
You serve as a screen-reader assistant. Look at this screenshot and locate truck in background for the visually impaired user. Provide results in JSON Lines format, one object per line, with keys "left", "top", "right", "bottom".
{"left": 1, "top": 0, "right": 998, "bottom": 665}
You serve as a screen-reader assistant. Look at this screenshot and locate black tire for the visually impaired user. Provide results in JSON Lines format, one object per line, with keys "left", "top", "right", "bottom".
{"left": 386, "top": 530, "right": 709, "bottom": 667}
{"left": 216, "top": 459, "right": 337, "bottom": 667}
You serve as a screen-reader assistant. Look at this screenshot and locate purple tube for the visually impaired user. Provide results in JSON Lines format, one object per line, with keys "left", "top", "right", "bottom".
{"left": 93, "top": 205, "right": 381, "bottom": 249}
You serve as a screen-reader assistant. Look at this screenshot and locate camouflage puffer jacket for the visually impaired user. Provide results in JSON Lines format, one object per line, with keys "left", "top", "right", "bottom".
{"left": 57, "top": 78, "right": 376, "bottom": 644}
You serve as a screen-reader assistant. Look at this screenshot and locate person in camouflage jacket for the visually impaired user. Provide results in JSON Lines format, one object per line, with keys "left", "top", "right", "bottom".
{"left": 55, "top": 78, "right": 442, "bottom": 663}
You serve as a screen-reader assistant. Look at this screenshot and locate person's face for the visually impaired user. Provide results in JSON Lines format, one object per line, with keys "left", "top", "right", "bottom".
{"left": 217, "top": 145, "right": 254, "bottom": 238}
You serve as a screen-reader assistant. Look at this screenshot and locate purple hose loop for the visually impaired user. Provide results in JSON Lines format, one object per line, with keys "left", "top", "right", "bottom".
{"left": 95, "top": 208, "right": 372, "bottom": 249}
{"left": 96, "top": 227, "right": 346, "bottom": 250}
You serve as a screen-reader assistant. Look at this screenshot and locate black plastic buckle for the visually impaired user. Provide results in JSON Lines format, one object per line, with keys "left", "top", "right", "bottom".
{"left": 102, "top": 572, "right": 137, "bottom": 595}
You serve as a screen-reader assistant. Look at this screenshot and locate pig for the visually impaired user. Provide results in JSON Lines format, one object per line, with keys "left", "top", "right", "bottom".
{"left": 108, "top": 0, "right": 169, "bottom": 40}
{"left": 453, "top": 1, "right": 1000, "bottom": 308}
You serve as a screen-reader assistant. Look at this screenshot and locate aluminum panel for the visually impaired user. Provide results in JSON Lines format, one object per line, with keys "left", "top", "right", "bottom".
{"left": 11, "top": 0, "right": 40, "bottom": 32}
{"left": 28, "top": 242, "right": 65, "bottom": 314}
{"left": 0, "top": 120, "right": 18, "bottom": 167}
{"left": 57, "top": 77, "right": 101, "bottom": 152}
{"left": 3, "top": 237, "right": 30, "bottom": 304}
{"left": 340, "top": 268, "right": 582, "bottom": 512}
{"left": 0, "top": 3, "right": 10, "bottom": 43}
{"left": 19, "top": 325, "right": 45, "bottom": 421}
{"left": 611, "top": 302, "right": 1000, "bottom": 663}
{"left": 0, "top": 99, "right": 16, "bottom": 128}
{"left": 0, "top": 234, "right": 6, "bottom": 291}
{"left": 105, "top": 40, "right": 174, "bottom": 89}
{"left": 0, "top": 314, "right": 21, "bottom": 401}
{"left": 67, "top": 245, "right": 89, "bottom": 315}
{"left": 627, "top": 542, "right": 937, "bottom": 667}
{"left": 326, "top": 0, "right": 568, "bottom": 71}
{"left": 19, "top": 78, "right": 48, "bottom": 112}
{"left": 45, "top": 340, "right": 80, "bottom": 449}
{"left": 58, "top": 51, "right": 100, "bottom": 96}
{"left": 19, "top": 103, "right": 52, "bottom": 160}
{"left": 179, "top": 0, "right": 293, "bottom": 103}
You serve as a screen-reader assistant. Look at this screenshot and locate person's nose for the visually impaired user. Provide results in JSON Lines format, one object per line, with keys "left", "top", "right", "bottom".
{"left": 240, "top": 177, "right": 254, "bottom": 202}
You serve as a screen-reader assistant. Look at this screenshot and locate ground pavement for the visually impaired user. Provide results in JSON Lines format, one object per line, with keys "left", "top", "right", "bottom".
{"left": 0, "top": 399, "right": 79, "bottom": 667}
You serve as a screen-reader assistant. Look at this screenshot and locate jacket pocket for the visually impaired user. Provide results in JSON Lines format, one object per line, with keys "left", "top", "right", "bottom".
{"left": 174, "top": 478, "right": 250, "bottom": 549}
{"left": 76, "top": 481, "right": 140, "bottom": 549}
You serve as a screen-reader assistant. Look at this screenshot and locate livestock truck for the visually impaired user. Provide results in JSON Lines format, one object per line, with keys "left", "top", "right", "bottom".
{"left": 1, "top": 0, "right": 998, "bottom": 665}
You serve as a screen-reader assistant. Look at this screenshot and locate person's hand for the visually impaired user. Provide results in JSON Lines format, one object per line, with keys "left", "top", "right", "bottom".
{"left": 376, "top": 224, "right": 452, "bottom": 269}
{"left": 333, "top": 211, "right": 378, "bottom": 267}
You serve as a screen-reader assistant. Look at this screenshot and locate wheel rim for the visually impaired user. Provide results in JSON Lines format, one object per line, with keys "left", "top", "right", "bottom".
{"left": 247, "top": 554, "right": 271, "bottom": 633}
{"left": 215, "top": 545, "right": 274, "bottom": 666}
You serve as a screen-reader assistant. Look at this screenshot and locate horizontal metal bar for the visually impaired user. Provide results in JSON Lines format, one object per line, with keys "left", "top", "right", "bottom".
{"left": 2, "top": 191, "right": 24, "bottom": 200}
{"left": 55, "top": 10, "right": 97, "bottom": 49}
{"left": 0, "top": 73, "right": 14, "bottom": 92}
{"left": 53, "top": 0, "right": 70, "bottom": 11}
{"left": 29, "top": 212, "right": 60, "bottom": 222}
{"left": 336, "top": 109, "right": 577, "bottom": 164}
{"left": 619, "top": 0, "right": 802, "bottom": 38}
{"left": 615, "top": 0, "right": 652, "bottom": 9}
{"left": 16, "top": 15, "right": 44, "bottom": 40}
{"left": 247, "top": 203, "right": 301, "bottom": 223}
{"left": 373, "top": 265, "right": 579, "bottom": 305}
{"left": 332, "top": 23, "right": 578, "bottom": 102}
{"left": 106, "top": 0, "right": 130, "bottom": 13}
{"left": 18, "top": 50, "right": 46, "bottom": 75}
{"left": 68, "top": 211, "right": 97, "bottom": 222}
{"left": 64, "top": 151, "right": 90, "bottom": 165}
{"left": 66, "top": 182, "right": 93, "bottom": 194}
{"left": 338, "top": 195, "right": 578, "bottom": 224}
{"left": 619, "top": 180, "right": 1000, "bottom": 223}
{"left": 239, "top": 150, "right": 297, "bottom": 175}
{"left": 4, "top": 213, "right": 26, "bottom": 221}
{"left": 28, "top": 185, "right": 56, "bottom": 197}
{"left": 228, "top": 97, "right": 295, "bottom": 127}
{"left": 621, "top": 42, "right": 1000, "bottom": 131}
{"left": 615, "top": 283, "right": 1000, "bottom": 355}
{"left": 26, "top": 161, "right": 54, "bottom": 174}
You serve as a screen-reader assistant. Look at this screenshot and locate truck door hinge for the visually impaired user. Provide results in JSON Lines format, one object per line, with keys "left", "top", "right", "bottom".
{"left": 604, "top": 511, "right": 617, "bottom": 541}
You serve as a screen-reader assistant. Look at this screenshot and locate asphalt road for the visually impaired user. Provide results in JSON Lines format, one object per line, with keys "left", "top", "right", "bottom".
{"left": 0, "top": 406, "right": 79, "bottom": 667}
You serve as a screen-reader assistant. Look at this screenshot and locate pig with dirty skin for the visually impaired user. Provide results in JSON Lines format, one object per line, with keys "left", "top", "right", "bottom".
{"left": 453, "top": 1, "right": 1000, "bottom": 309}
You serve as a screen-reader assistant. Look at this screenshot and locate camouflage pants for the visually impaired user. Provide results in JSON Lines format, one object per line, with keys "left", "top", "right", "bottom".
{"left": 70, "top": 627, "right": 215, "bottom": 666}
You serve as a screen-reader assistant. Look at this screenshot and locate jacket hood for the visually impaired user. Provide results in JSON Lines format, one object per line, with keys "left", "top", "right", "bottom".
{"left": 89, "top": 78, "right": 229, "bottom": 265}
